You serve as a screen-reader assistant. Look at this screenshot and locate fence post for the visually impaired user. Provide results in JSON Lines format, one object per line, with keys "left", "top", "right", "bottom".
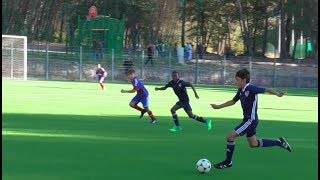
{"left": 168, "top": 51, "right": 172, "bottom": 82}
{"left": 79, "top": 46, "right": 82, "bottom": 80}
{"left": 223, "top": 55, "right": 226, "bottom": 86}
{"left": 46, "top": 44, "right": 49, "bottom": 80}
{"left": 195, "top": 54, "right": 199, "bottom": 84}
{"left": 249, "top": 56, "right": 252, "bottom": 73}
{"left": 273, "top": 59, "right": 276, "bottom": 88}
{"left": 141, "top": 50, "right": 144, "bottom": 78}
{"left": 297, "top": 59, "right": 301, "bottom": 88}
{"left": 112, "top": 49, "right": 114, "bottom": 82}
{"left": 10, "top": 42, "right": 13, "bottom": 79}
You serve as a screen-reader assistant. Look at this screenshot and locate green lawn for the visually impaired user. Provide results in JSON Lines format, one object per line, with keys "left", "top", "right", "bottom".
{"left": 2, "top": 80, "right": 318, "bottom": 180}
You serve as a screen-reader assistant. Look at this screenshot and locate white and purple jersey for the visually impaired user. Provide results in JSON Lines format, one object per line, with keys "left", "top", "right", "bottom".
{"left": 96, "top": 68, "right": 106, "bottom": 78}
{"left": 232, "top": 83, "right": 266, "bottom": 120}
{"left": 131, "top": 78, "right": 149, "bottom": 98}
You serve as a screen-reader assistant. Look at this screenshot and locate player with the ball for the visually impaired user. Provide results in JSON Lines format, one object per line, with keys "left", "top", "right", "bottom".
{"left": 210, "top": 68, "right": 292, "bottom": 169}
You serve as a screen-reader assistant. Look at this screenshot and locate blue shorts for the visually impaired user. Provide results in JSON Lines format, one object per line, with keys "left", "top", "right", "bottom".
{"left": 176, "top": 101, "right": 192, "bottom": 112}
{"left": 131, "top": 95, "right": 149, "bottom": 108}
{"left": 234, "top": 119, "right": 258, "bottom": 137}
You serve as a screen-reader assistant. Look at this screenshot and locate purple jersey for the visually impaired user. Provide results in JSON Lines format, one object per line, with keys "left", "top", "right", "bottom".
{"left": 131, "top": 77, "right": 149, "bottom": 98}
{"left": 96, "top": 68, "right": 106, "bottom": 77}
{"left": 232, "top": 83, "right": 266, "bottom": 120}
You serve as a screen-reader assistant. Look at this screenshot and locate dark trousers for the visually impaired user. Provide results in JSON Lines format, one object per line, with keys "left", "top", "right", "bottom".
{"left": 145, "top": 56, "right": 153, "bottom": 66}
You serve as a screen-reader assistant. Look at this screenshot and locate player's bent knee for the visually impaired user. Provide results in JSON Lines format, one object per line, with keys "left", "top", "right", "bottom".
{"left": 227, "top": 136, "right": 234, "bottom": 141}
{"left": 129, "top": 102, "right": 135, "bottom": 107}
{"left": 227, "top": 133, "right": 237, "bottom": 141}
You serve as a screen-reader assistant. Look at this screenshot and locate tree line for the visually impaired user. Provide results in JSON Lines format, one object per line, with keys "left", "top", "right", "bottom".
{"left": 2, "top": 0, "right": 318, "bottom": 60}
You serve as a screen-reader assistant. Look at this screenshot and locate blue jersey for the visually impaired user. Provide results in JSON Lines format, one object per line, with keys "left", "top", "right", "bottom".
{"left": 165, "top": 79, "right": 191, "bottom": 102}
{"left": 131, "top": 78, "right": 149, "bottom": 98}
{"left": 232, "top": 83, "right": 266, "bottom": 120}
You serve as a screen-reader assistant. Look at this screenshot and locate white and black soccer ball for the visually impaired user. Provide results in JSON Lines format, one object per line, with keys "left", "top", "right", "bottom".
{"left": 196, "top": 159, "right": 211, "bottom": 173}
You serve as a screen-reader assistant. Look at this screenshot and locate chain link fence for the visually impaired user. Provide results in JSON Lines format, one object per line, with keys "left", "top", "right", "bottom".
{"left": 20, "top": 44, "right": 318, "bottom": 88}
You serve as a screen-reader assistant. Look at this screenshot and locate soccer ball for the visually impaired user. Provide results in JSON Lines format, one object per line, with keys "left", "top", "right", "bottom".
{"left": 196, "top": 159, "right": 211, "bottom": 173}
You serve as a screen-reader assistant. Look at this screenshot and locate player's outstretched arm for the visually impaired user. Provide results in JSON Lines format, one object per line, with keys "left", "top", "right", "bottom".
{"left": 265, "top": 88, "right": 286, "bottom": 97}
{"left": 121, "top": 89, "right": 135, "bottom": 93}
{"left": 189, "top": 84, "right": 199, "bottom": 99}
{"left": 155, "top": 87, "right": 167, "bottom": 91}
{"left": 210, "top": 100, "right": 236, "bottom": 109}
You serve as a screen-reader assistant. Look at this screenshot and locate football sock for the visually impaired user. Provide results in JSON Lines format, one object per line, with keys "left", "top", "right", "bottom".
{"left": 226, "top": 141, "right": 235, "bottom": 163}
{"left": 172, "top": 112, "right": 180, "bottom": 126}
{"left": 257, "top": 139, "right": 282, "bottom": 147}
{"left": 192, "top": 115, "right": 206, "bottom": 123}
{"left": 132, "top": 105, "right": 143, "bottom": 112}
{"left": 148, "top": 111, "right": 156, "bottom": 120}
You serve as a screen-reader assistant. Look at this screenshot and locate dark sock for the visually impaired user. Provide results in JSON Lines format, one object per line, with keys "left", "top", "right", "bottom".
{"left": 172, "top": 112, "right": 180, "bottom": 126}
{"left": 226, "top": 141, "right": 235, "bottom": 163}
{"left": 257, "top": 139, "right": 282, "bottom": 147}
{"left": 192, "top": 115, "right": 206, "bottom": 123}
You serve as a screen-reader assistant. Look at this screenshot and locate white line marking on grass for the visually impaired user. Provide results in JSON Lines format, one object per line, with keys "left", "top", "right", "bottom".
{"left": 2, "top": 130, "right": 148, "bottom": 142}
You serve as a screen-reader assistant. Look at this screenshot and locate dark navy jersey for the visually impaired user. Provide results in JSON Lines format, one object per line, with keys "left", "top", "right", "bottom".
{"left": 165, "top": 79, "right": 191, "bottom": 102}
{"left": 131, "top": 77, "right": 149, "bottom": 98}
{"left": 232, "top": 83, "right": 266, "bottom": 120}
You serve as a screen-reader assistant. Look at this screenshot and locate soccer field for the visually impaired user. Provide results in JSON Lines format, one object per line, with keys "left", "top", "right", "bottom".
{"left": 2, "top": 80, "right": 318, "bottom": 180}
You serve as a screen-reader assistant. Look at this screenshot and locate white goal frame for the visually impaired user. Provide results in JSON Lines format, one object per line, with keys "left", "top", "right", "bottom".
{"left": 2, "top": 35, "right": 27, "bottom": 80}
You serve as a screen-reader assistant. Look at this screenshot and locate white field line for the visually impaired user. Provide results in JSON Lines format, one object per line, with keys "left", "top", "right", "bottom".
{"left": 2, "top": 130, "right": 156, "bottom": 142}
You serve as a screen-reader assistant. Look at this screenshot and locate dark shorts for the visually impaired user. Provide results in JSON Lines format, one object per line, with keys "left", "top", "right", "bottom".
{"left": 234, "top": 119, "right": 258, "bottom": 137}
{"left": 176, "top": 101, "right": 192, "bottom": 112}
{"left": 98, "top": 76, "right": 105, "bottom": 82}
{"left": 131, "top": 95, "right": 149, "bottom": 108}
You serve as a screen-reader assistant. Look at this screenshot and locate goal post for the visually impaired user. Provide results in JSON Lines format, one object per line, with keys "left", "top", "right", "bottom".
{"left": 2, "top": 35, "right": 27, "bottom": 80}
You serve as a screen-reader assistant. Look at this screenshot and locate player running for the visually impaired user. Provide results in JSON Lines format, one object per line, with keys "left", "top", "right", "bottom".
{"left": 155, "top": 71, "right": 212, "bottom": 132}
{"left": 96, "top": 64, "right": 107, "bottom": 91}
{"left": 121, "top": 69, "right": 157, "bottom": 124}
{"left": 210, "top": 68, "right": 292, "bottom": 169}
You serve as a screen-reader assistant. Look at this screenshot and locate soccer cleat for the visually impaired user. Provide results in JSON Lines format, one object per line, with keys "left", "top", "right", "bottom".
{"left": 150, "top": 120, "right": 157, "bottom": 124}
{"left": 140, "top": 111, "right": 146, "bottom": 118}
{"left": 214, "top": 161, "right": 233, "bottom": 169}
{"left": 169, "top": 126, "right": 182, "bottom": 132}
{"left": 279, "top": 136, "right": 292, "bottom": 152}
{"left": 206, "top": 119, "right": 212, "bottom": 131}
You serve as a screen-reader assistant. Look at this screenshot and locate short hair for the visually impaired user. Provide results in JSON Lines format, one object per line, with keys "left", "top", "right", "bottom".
{"left": 235, "top": 68, "right": 250, "bottom": 83}
{"left": 127, "top": 69, "right": 135, "bottom": 75}
{"left": 172, "top": 71, "right": 179, "bottom": 75}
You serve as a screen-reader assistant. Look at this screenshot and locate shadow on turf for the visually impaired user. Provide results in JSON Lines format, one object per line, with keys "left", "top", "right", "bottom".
{"left": 2, "top": 113, "right": 318, "bottom": 180}
{"left": 2, "top": 113, "right": 317, "bottom": 137}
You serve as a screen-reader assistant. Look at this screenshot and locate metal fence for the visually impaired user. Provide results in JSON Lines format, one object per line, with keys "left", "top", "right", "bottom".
{"left": 13, "top": 44, "right": 319, "bottom": 88}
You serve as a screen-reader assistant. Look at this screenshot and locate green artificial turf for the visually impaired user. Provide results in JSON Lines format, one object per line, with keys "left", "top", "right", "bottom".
{"left": 2, "top": 80, "right": 318, "bottom": 180}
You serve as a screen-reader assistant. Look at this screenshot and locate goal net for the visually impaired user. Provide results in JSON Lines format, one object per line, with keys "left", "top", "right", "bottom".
{"left": 2, "top": 35, "right": 27, "bottom": 80}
